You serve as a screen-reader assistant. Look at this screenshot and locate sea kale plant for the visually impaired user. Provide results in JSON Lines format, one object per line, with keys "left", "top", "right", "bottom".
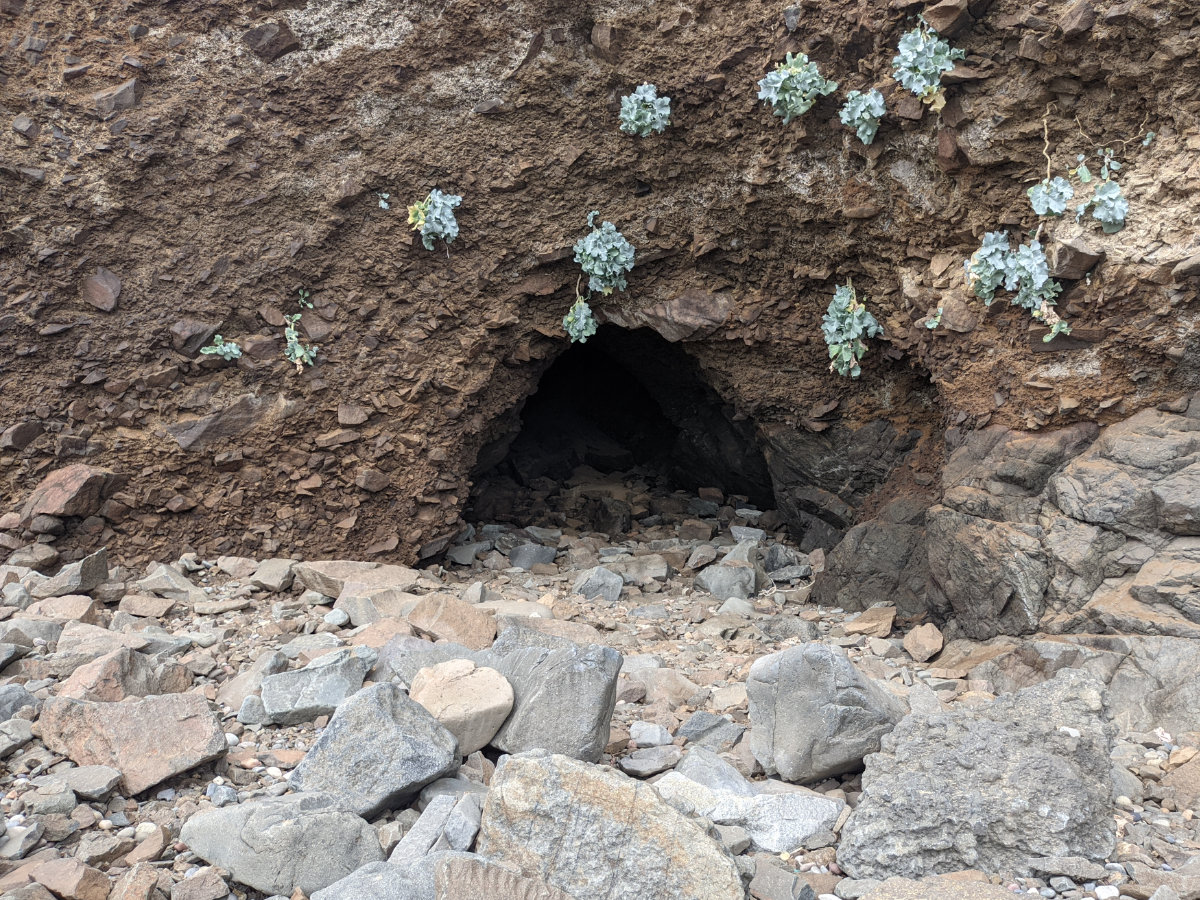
{"left": 757, "top": 53, "right": 837, "bottom": 124}
{"left": 892, "top": 20, "right": 964, "bottom": 110}
{"left": 966, "top": 231, "right": 1070, "bottom": 341}
{"left": 1027, "top": 176, "right": 1074, "bottom": 216}
{"left": 200, "top": 335, "right": 242, "bottom": 361}
{"left": 408, "top": 189, "right": 462, "bottom": 250}
{"left": 619, "top": 83, "right": 672, "bottom": 137}
{"left": 563, "top": 295, "right": 598, "bottom": 344}
{"left": 1071, "top": 148, "right": 1129, "bottom": 233}
{"left": 574, "top": 212, "right": 635, "bottom": 295}
{"left": 283, "top": 314, "right": 318, "bottom": 372}
{"left": 822, "top": 281, "right": 883, "bottom": 378}
{"left": 839, "top": 89, "right": 886, "bottom": 145}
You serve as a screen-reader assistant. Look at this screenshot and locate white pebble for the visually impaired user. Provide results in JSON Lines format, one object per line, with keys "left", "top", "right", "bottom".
{"left": 1094, "top": 886, "right": 1119, "bottom": 900}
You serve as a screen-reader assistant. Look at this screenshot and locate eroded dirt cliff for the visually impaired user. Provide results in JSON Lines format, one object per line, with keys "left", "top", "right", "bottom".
{"left": 2, "top": 0, "right": 1199, "bottom": 564}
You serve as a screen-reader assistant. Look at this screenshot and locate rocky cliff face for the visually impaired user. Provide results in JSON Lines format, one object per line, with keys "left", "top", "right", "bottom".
{"left": 2, "top": 0, "right": 1199, "bottom": 581}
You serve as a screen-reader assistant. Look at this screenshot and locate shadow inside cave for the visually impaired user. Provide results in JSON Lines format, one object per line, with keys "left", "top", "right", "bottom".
{"left": 467, "top": 326, "right": 775, "bottom": 526}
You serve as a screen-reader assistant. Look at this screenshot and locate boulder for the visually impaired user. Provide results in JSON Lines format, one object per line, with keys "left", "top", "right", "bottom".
{"left": 409, "top": 658, "right": 514, "bottom": 755}
{"left": 216, "top": 650, "right": 288, "bottom": 710}
{"left": 57, "top": 647, "right": 191, "bottom": 701}
{"left": 508, "top": 543, "right": 556, "bottom": 571}
{"left": 477, "top": 752, "right": 744, "bottom": 900}
{"left": 293, "top": 560, "right": 380, "bottom": 597}
{"left": 695, "top": 562, "right": 756, "bottom": 602}
{"left": 572, "top": 566, "right": 623, "bottom": 604}
{"left": 748, "top": 642, "right": 907, "bottom": 782}
{"left": 652, "top": 749, "right": 844, "bottom": 852}
{"left": 20, "top": 465, "right": 121, "bottom": 522}
{"left": 0, "top": 683, "right": 37, "bottom": 719}
{"left": 29, "top": 549, "right": 109, "bottom": 600}
{"left": 490, "top": 643, "right": 621, "bottom": 762}
{"left": 837, "top": 669, "right": 1116, "bottom": 878}
{"left": 289, "top": 683, "right": 459, "bottom": 818}
{"left": 180, "top": 792, "right": 384, "bottom": 896}
{"left": 30, "top": 858, "right": 109, "bottom": 900}
{"left": 902, "top": 623, "right": 944, "bottom": 662}
{"left": 408, "top": 594, "right": 497, "bottom": 650}
{"left": 260, "top": 646, "right": 373, "bottom": 725}
{"left": 40, "top": 692, "right": 226, "bottom": 795}
{"left": 433, "top": 855, "right": 570, "bottom": 900}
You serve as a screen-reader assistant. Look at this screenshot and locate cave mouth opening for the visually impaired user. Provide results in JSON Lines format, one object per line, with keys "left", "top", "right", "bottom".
{"left": 467, "top": 325, "right": 776, "bottom": 528}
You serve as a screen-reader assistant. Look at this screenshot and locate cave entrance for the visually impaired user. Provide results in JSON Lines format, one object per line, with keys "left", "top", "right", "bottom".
{"left": 467, "top": 326, "right": 774, "bottom": 527}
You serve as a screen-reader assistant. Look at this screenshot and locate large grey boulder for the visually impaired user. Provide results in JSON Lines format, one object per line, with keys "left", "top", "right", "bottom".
{"left": 748, "top": 642, "right": 906, "bottom": 782}
{"left": 290, "top": 683, "right": 458, "bottom": 818}
{"left": 837, "top": 668, "right": 1116, "bottom": 879}
{"left": 0, "top": 684, "right": 36, "bottom": 720}
{"left": 490, "top": 643, "right": 621, "bottom": 762}
{"left": 180, "top": 792, "right": 384, "bottom": 896}
{"left": 572, "top": 566, "right": 623, "bottom": 604}
{"left": 29, "top": 548, "right": 109, "bottom": 600}
{"left": 477, "top": 751, "right": 744, "bottom": 900}
{"left": 310, "top": 852, "right": 478, "bottom": 900}
{"left": 694, "top": 562, "right": 756, "bottom": 602}
{"left": 260, "top": 647, "right": 374, "bottom": 725}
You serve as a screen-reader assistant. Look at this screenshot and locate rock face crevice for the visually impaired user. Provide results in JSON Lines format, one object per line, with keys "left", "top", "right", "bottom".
{"left": 3, "top": 0, "right": 1198, "bottom": 563}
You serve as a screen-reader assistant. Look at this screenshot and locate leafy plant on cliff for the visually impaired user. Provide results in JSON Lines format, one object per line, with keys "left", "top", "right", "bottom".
{"left": 408, "top": 189, "right": 462, "bottom": 251}
{"left": 822, "top": 281, "right": 883, "bottom": 378}
{"left": 839, "top": 89, "right": 886, "bottom": 145}
{"left": 892, "top": 20, "right": 964, "bottom": 111}
{"left": 574, "top": 212, "right": 635, "bottom": 296}
{"left": 200, "top": 335, "right": 242, "bottom": 361}
{"left": 757, "top": 53, "right": 837, "bottom": 124}
{"left": 563, "top": 294, "right": 598, "bottom": 344}
{"left": 619, "top": 83, "right": 672, "bottom": 137}
{"left": 283, "top": 314, "right": 318, "bottom": 372}
{"left": 1027, "top": 176, "right": 1074, "bottom": 216}
{"left": 966, "top": 231, "right": 1070, "bottom": 341}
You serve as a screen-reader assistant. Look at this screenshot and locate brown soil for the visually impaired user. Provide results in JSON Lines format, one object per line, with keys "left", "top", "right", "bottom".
{"left": 2, "top": 0, "right": 1199, "bottom": 564}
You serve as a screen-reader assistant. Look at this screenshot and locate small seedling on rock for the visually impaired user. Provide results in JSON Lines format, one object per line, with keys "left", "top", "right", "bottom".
{"left": 619, "top": 84, "right": 671, "bottom": 136}
{"left": 822, "top": 281, "right": 883, "bottom": 377}
{"left": 758, "top": 53, "right": 837, "bottom": 124}
{"left": 283, "top": 313, "right": 318, "bottom": 372}
{"left": 200, "top": 335, "right": 242, "bottom": 361}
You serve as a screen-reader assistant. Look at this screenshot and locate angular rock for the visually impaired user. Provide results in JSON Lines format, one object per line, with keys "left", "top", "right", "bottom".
{"left": 20, "top": 465, "right": 121, "bottom": 522}
{"left": 408, "top": 594, "right": 496, "bottom": 650}
{"left": 573, "top": 566, "right": 623, "bottom": 603}
{"left": 654, "top": 749, "right": 843, "bottom": 852}
{"left": 5, "top": 543, "right": 58, "bottom": 572}
{"left": 508, "top": 543, "right": 556, "bottom": 571}
{"left": 81, "top": 268, "right": 121, "bottom": 312}
{"left": 32, "top": 765, "right": 122, "bottom": 801}
{"left": 748, "top": 642, "right": 907, "bottom": 782}
{"left": 58, "top": 647, "right": 191, "bottom": 701}
{"left": 902, "top": 623, "right": 944, "bottom": 662}
{"left": 31, "top": 859, "right": 109, "bottom": 900}
{"left": 0, "top": 718, "right": 35, "bottom": 758}
{"left": 837, "top": 669, "right": 1116, "bottom": 879}
{"left": 40, "top": 693, "right": 226, "bottom": 795}
{"left": 290, "top": 683, "right": 458, "bottom": 817}
{"left": 490, "top": 643, "right": 621, "bottom": 762}
{"left": 860, "top": 878, "right": 1018, "bottom": 899}
{"left": 29, "top": 549, "right": 108, "bottom": 600}
{"left": 617, "top": 745, "right": 682, "bottom": 776}
{"left": 180, "top": 792, "right": 384, "bottom": 896}
{"left": 409, "top": 658, "right": 514, "bottom": 755}
{"left": 165, "top": 393, "right": 297, "bottom": 451}
{"left": 93, "top": 78, "right": 140, "bottom": 117}
{"left": 293, "top": 559, "right": 380, "bottom": 597}
{"left": 242, "top": 21, "right": 300, "bottom": 61}
{"left": 695, "top": 562, "right": 756, "bottom": 601}
{"left": 0, "top": 683, "right": 36, "bottom": 719}
{"left": 134, "top": 563, "right": 205, "bottom": 604}
{"left": 260, "top": 647, "right": 372, "bottom": 725}
{"left": 250, "top": 558, "right": 296, "bottom": 592}
{"left": 216, "top": 649, "right": 287, "bottom": 710}
{"left": 170, "top": 866, "right": 227, "bottom": 900}
{"left": 843, "top": 606, "right": 896, "bottom": 638}
{"left": 478, "top": 752, "right": 744, "bottom": 900}
{"left": 117, "top": 593, "right": 175, "bottom": 618}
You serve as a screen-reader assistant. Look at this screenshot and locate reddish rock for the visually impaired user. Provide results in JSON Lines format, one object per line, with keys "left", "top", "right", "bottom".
{"left": 32, "top": 858, "right": 110, "bottom": 900}
{"left": 108, "top": 863, "right": 164, "bottom": 900}
{"left": 902, "top": 623, "right": 945, "bottom": 663}
{"left": 58, "top": 647, "right": 191, "bottom": 702}
{"left": 20, "top": 465, "right": 122, "bottom": 523}
{"left": 81, "top": 268, "right": 121, "bottom": 312}
{"left": 408, "top": 593, "right": 497, "bottom": 650}
{"left": 117, "top": 594, "right": 175, "bottom": 618}
{"left": 242, "top": 22, "right": 300, "bottom": 61}
{"left": 40, "top": 692, "right": 226, "bottom": 795}
{"left": 0, "top": 421, "right": 42, "bottom": 450}
{"left": 25, "top": 595, "right": 101, "bottom": 624}
{"left": 123, "top": 825, "right": 170, "bottom": 866}
{"left": 1060, "top": 0, "right": 1096, "bottom": 38}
